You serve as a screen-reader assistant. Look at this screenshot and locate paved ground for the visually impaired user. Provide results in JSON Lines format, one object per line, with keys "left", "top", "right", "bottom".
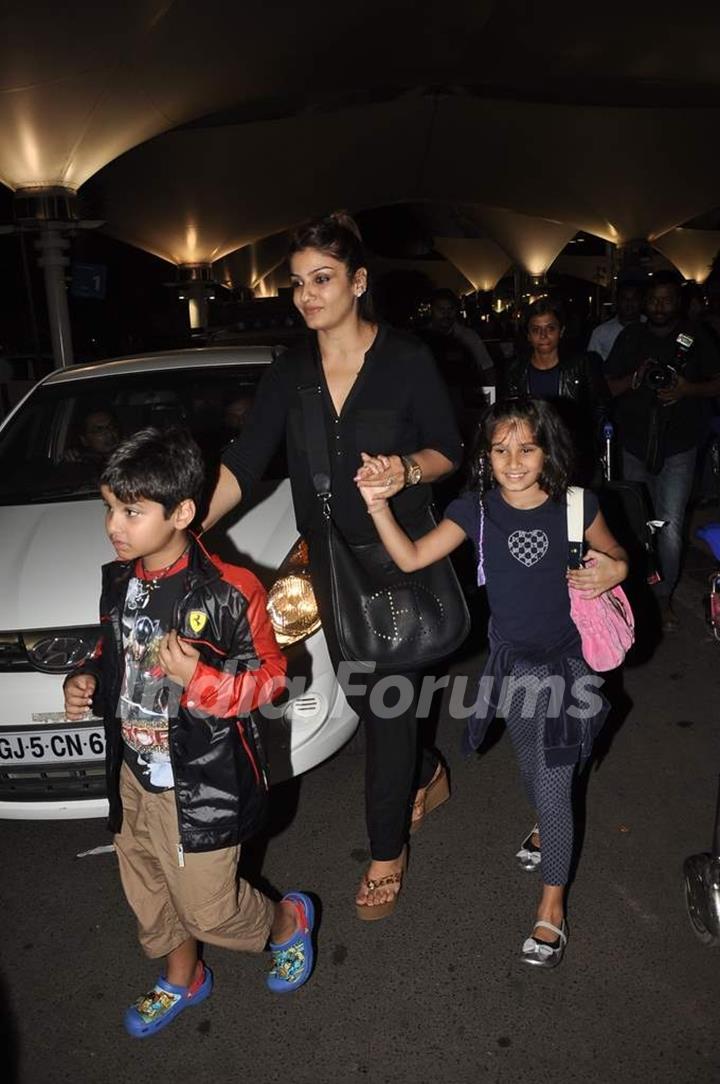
{"left": 2, "top": 534, "right": 720, "bottom": 1084}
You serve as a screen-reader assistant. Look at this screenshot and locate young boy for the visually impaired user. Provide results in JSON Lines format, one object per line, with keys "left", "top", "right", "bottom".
{"left": 64, "top": 427, "right": 316, "bottom": 1038}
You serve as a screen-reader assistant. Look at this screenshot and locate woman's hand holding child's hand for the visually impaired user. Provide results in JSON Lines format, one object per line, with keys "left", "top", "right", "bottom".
{"left": 355, "top": 453, "right": 396, "bottom": 514}
{"left": 158, "top": 630, "right": 200, "bottom": 687}
{"left": 567, "top": 549, "right": 628, "bottom": 600}
{"left": 64, "top": 673, "right": 97, "bottom": 720}
{"left": 355, "top": 453, "right": 405, "bottom": 500}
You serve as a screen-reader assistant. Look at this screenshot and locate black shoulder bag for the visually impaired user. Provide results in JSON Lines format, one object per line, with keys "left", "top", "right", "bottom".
{"left": 298, "top": 381, "right": 470, "bottom": 672}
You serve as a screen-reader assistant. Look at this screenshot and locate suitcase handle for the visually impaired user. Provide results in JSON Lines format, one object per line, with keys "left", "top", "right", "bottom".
{"left": 602, "top": 421, "right": 614, "bottom": 483}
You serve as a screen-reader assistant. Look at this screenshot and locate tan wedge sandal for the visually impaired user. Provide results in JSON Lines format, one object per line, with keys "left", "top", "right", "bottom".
{"left": 356, "top": 852, "right": 406, "bottom": 922}
{"left": 410, "top": 763, "right": 450, "bottom": 834}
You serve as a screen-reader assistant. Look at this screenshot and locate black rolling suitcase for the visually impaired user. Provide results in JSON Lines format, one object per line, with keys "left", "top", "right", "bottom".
{"left": 598, "top": 422, "right": 662, "bottom": 586}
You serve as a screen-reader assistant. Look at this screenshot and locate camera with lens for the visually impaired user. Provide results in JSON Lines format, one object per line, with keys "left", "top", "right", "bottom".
{"left": 642, "top": 360, "right": 680, "bottom": 391}
{"left": 639, "top": 333, "right": 693, "bottom": 394}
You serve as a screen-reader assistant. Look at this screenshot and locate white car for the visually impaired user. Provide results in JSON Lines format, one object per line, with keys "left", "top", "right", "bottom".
{"left": 0, "top": 346, "right": 357, "bottom": 820}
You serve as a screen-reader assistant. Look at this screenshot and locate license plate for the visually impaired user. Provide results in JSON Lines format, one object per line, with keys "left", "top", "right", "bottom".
{"left": 0, "top": 725, "right": 105, "bottom": 765}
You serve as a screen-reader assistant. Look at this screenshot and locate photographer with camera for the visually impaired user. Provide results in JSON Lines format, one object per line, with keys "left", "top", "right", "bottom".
{"left": 606, "top": 271, "right": 720, "bottom": 630}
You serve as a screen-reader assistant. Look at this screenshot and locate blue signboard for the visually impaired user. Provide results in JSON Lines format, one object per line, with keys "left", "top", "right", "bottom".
{"left": 70, "top": 263, "right": 107, "bottom": 300}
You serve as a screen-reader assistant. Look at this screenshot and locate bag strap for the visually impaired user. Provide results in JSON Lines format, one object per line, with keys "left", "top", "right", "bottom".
{"left": 566, "top": 486, "right": 585, "bottom": 569}
{"left": 297, "top": 349, "right": 332, "bottom": 513}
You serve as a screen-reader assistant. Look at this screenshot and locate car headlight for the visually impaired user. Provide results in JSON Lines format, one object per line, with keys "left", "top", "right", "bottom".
{"left": 22, "top": 626, "right": 103, "bottom": 674}
{"left": 267, "top": 539, "right": 321, "bottom": 646}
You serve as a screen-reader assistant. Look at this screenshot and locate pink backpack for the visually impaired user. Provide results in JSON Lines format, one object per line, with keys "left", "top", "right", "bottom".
{"left": 566, "top": 487, "right": 634, "bottom": 671}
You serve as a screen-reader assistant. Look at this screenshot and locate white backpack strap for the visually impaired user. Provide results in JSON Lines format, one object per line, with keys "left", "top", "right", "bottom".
{"left": 566, "top": 486, "right": 585, "bottom": 568}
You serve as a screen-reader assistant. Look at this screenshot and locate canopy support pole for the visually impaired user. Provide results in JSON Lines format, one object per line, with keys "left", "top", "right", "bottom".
{"left": 13, "top": 187, "right": 81, "bottom": 370}
{"left": 36, "top": 228, "right": 74, "bottom": 369}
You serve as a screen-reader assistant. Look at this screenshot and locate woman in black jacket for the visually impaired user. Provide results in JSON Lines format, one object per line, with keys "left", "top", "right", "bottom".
{"left": 499, "top": 298, "right": 610, "bottom": 483}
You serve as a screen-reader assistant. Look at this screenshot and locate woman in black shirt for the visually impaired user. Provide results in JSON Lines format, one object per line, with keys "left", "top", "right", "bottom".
{"left": 205, "top": 212, "right": 462, "bottom": 920}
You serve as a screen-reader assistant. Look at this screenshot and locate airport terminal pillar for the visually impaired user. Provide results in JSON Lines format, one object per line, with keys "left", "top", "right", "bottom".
{"left": 175, "top": 263, "right": 215, "bottom": 333}
{"left": 14, "top": 188, "right": 80, "bottom": 370}
{"left": 35, "top": 229, "right": 74, "bottom": 369}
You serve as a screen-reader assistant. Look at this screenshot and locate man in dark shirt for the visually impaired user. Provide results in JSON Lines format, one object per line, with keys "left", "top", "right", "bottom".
{"left": 419, "top": 289, "right": 495, "bottom": 427}
{"left": 605, "top": 272, "right": 720, "bottom": 628}
{"left": 420, "top": 289, "right": 495, "bottom": 386}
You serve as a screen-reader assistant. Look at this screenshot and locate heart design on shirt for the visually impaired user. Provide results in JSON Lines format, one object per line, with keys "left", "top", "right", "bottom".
{"left": 508, "top": 529, "right": 549, "bottom": 567}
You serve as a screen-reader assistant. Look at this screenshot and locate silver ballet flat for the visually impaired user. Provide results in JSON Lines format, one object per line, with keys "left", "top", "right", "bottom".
{"left": 516, "top": 824, "right": 541, "bottom": 872}
{"left": 520, "top": 920, "right": 567, "bottom": 968}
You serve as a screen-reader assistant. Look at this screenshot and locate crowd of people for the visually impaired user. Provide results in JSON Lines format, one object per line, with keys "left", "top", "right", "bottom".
{"left": 62, "top": 210, "right": 720, "bottom": 1037}
{"left": 421, "top": 273, "right": 720, "bottom": 629}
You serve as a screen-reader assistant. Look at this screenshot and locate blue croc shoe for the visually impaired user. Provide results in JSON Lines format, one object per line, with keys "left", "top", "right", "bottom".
{"left": 124, "top": 962, "right": 213, "bottom": 1038}
{"left": 267, "top": 892, "right": 316, "bottom": 994}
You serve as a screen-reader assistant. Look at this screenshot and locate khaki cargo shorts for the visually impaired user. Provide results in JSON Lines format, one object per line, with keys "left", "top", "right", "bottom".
{"left": 114, "top": 763, "right": 274, "bottom": 959}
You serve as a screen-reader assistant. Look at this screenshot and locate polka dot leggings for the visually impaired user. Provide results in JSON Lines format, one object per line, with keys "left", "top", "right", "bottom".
{"left": 504, "top": 662, "right": 582, "bottom": 886}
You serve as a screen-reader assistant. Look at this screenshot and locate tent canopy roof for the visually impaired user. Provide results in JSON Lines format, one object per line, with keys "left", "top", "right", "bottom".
{"left": 4, "top": 3, "right": 720, "bottom": 276}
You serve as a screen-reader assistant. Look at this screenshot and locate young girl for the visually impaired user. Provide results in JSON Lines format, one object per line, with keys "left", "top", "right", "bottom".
{"left": 355, "top": 397, "right": 628, "bottom": 967}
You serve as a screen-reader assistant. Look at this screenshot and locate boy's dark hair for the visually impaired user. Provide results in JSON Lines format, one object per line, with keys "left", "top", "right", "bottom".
{"left": 467, "top": 397, "right": 573, "bottom": 501}
{"left": 100, "top": 427, "right": 205, "bottom": 516}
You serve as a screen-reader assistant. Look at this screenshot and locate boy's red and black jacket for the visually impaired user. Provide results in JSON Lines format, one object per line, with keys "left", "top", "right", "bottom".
{"left": 73, "top": 536, "right": 287, "bottom": 852}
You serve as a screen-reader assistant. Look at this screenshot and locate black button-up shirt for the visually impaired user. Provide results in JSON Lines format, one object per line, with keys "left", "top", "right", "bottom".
{"left": 223, "top": 325, "right": 462, "bottom": 543}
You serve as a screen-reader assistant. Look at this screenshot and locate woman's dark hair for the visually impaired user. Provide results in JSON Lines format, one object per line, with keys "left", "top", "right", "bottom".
{"left": 101, "top": 426, "right": 205, "bottom": 517}
{"left": 288, "top": 210, "right": 375, "bottom": 321}
{"left": 523, "top": 296, "right": 566, "bottom": 336}
{"left": 467, "top": 397, "right": 574, "bottom": 501}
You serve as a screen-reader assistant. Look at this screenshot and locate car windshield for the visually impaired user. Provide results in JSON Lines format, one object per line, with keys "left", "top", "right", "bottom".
{"left": 0, "top": 364, "right": 286, "bottom": 505}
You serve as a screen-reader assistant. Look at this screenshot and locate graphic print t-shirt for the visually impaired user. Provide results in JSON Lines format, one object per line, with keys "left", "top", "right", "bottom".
{"left": 446, "top": 487, "right": 599, "bottom": 650}
{"left": 120, "top": 562, "right": 187, "bottom": 792}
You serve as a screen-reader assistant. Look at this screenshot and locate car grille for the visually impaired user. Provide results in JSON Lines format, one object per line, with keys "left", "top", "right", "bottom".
{"left": 0, "top": 760, "right": 106, "bottom": 801}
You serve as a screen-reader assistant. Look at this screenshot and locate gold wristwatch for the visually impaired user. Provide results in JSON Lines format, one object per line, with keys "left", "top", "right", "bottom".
{"left": 401, "top": 455, "right": 423, "bottom": 486}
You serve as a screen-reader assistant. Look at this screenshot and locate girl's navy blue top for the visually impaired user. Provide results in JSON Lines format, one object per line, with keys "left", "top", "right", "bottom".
{"left": 446, "top": 487, "right": 599, "bottom": 651}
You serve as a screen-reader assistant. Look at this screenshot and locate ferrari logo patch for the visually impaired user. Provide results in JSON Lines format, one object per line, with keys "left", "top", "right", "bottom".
{"left": 188, "top": 610, "right": 208, "bottom": 634}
